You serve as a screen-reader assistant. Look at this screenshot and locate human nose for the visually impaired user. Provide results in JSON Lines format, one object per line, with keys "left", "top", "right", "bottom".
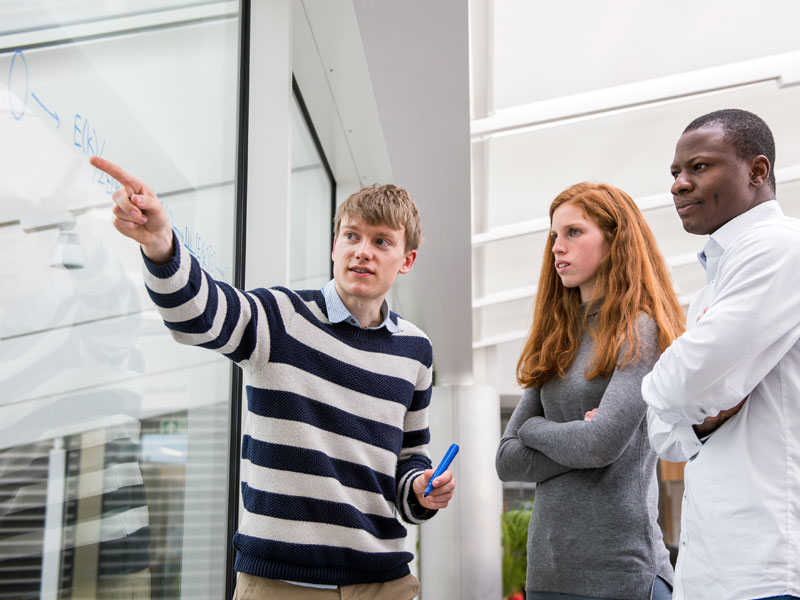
{"left": 354, "top": 239, "right": 372, "bottom": 259}
{"left": 671, "top": 170, "right": 692, "bottom": 196}
{"left": 552, "top": 236, "right": 565, "bottom": 255}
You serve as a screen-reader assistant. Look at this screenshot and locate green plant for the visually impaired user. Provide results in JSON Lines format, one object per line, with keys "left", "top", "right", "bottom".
{"left": 501, "top": 507, "right": 531, "bottom": 597}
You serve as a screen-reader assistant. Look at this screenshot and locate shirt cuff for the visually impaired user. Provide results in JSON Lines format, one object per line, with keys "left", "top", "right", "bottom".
{"left": 407, "top": 478, "right": 437, "bottom": 521}
{"left": 140, "top": 229, "right": 180, "bottom": 277}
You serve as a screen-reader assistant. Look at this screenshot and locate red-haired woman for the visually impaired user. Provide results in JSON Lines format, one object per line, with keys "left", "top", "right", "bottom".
{"left": 496, "top": 182, "right": 685, "bottom": 600}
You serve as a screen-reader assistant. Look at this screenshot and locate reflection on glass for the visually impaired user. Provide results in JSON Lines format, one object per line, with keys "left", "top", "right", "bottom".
{"left": 61, "top": 420, "right": 151, "bottom": 598}
{"left": 289, "top": 92, "right": 335, "bottom": 290}
{"left": 0, "top": 2, "right": 239, "bottom": 598}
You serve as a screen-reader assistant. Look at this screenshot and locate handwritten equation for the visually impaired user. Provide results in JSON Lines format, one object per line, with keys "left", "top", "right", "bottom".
{"left": 6, "top": 49, "right": 232, "bottom": 282}
{"left": 9, "top": 48, "right": 121, "bottom": 196}
{"left": 173, "top": 221, "right": 231, "bottom": 281}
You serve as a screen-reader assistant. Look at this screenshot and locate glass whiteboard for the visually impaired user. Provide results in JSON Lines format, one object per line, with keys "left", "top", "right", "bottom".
{"left": 0, "top": 2, "right": 240, "bottom": 598}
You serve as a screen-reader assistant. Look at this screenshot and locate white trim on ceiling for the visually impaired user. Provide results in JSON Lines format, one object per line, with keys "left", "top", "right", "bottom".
{"left": 0, "top": 2, "right": 238, "bottom": 50}
{"left": 471, "top": 50, "right": 800, "bottom": 140}
{"left": 473, "top": 289, "right": 697, "bottom": 350}
{"left": 472, "top": 163, "right": 800, "bottom": 247}
{"left": 472, "top": 250, "right": 699, "bottom": 312}
{"left": 292, "top": 0, "right": 393, "bottom": 196}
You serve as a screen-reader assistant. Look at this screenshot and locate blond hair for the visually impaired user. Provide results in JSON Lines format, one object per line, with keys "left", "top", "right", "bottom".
{"left": 333, "top": 184, "right": 422, "bottom": 252}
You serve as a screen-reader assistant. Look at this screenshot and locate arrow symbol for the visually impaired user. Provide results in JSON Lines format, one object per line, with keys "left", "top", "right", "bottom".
{"left": 31, "top": 91, "right": 60, "bottom": 128}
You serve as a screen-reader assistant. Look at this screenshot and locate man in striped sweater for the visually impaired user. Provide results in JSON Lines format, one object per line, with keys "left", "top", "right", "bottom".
{"left": 91, "top": 157, "right": 455, "bottom": 599}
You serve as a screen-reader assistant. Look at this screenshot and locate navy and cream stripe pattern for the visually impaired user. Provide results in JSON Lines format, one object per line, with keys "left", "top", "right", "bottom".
{"left": 142, "top": 239, "right": 435, "bottom": 585}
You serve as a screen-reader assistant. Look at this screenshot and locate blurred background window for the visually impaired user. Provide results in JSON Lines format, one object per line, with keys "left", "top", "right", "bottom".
{"left": 289, "top": 79, "right": 335, "bottom": 290}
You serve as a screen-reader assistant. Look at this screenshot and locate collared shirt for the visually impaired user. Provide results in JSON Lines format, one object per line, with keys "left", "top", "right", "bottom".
{"left": 643, "top": 200, "right": 800, "bottom": 600}
{"left": 322, "top": 279, "right": 401, "bottom": 332}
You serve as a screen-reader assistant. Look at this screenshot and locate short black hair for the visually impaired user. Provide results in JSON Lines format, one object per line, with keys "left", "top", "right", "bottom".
{"left": 684, "top": 108, "right": 776, "bottom": 193}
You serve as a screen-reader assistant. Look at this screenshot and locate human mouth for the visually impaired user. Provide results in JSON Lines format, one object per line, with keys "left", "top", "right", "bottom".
{"left": 555, "top": 261, "right": 570, "bottom": 272}
{"left": 349, "top": 266, "right": 373, "bottom": 276}
{"left": 675, "top": 199, "right": 702, "bottom": 217}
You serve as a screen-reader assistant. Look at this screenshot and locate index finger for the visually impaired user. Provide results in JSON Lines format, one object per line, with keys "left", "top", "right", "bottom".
{"left": 90, "top": 156, "right": 146, "bottom": 195}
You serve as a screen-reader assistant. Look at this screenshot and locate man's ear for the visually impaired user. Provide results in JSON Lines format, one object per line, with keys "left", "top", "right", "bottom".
{"left": 398, "top": 249, "right": 417, "bottom": 274}
{"left": 750, "top": 155, "right": 770, "bottom": 188}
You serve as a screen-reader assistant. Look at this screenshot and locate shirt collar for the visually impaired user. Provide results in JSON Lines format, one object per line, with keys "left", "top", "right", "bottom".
{"left": 709, "top": 199, "right": 783, "bottom": 252}
{"left": 322, "top": 279, "right": 401, "bottom": 333}
{"left": 697, "top": 200, "right": 782, "bottom": 271}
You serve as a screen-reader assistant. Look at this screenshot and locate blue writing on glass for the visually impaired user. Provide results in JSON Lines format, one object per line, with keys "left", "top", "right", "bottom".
{"left": 73, "top": 113, "right": 83, "bottom": 147}
{"left": 74, "top": 113, "right": 104, "bottom": 158}
{"left": 31, "top": 91, "right": 59, "bottom": 128}
{"left": 173, "top": 218, "right": 229, "bottom": 283}
{"left": 8, "top": 49, "right": 29, "bottom": 120}
{"left": 8, "top": 50, "right": 59, "bottom": 127}
{"left": 7, "top": 49, "right": 229, "bottom": 281}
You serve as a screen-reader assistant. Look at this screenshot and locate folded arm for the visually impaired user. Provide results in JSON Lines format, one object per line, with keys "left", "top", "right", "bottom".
{"left": 496, "top": 387, "right": 573, "bottom": 483}
{"left": 646, "top": 409, "right": 701, "bottom": 462}
{"left": 643, "top": 225, "right": 800, "bottom": 426}
{"left": 516, "top": 315, "right": 658, "bottom": 469}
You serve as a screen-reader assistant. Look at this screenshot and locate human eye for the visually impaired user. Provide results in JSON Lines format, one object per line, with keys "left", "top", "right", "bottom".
{"left": 344, "top": 232, "right": 357, "bottom": 241}
{"left": 670, "top": 169, "right": 679, "bottom": 179}
{"left": 568, "top": 227, "right": 581, "bottom": 237}
{"left": 375, "top": 238, "right": 391, "bottom": 247}
{"left": 692, "top": 162, "right": 706, "bottom": 172}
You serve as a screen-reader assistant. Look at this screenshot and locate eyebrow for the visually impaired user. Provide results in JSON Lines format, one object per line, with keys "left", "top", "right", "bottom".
{"left": 342, "top": 225, "right": 401, "bottom": 239}
{"left": 673, "top": 151, "right": 717, "bottom": 169}
{"left": 550, "top": 221, "right": 585, "bottom": 233}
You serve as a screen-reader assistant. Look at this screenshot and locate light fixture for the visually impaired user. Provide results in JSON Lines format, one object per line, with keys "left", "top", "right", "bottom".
{"left": 20, "top": 210, "right": 85, "bottom": 269}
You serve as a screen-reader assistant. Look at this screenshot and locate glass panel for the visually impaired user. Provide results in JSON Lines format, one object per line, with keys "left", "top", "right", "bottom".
{"left": 289, "top": 92, "right": 334, "bottom": 290}
{"left": 0, "top": 2, "right": 240, "bottom": 598}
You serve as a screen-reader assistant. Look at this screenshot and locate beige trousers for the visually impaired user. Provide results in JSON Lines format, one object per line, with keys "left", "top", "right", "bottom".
{"left": 233, "top": 572, "right": 420, "bottom": 600}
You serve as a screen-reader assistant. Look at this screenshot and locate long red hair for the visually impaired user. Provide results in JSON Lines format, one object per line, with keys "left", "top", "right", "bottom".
{"left": 517, "top": 182, "right": 685, "bottom": 388}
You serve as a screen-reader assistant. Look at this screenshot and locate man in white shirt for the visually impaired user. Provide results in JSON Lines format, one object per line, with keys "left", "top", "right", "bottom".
{"left": 642, "top": 109, "right": 800, "bottom": 600}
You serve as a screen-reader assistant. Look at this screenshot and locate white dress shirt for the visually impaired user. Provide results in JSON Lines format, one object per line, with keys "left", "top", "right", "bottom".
{"left": 643, "top": 201, "right": 800, "bottom": 600}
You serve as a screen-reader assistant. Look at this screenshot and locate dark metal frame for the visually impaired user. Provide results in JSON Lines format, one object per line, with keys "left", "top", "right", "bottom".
{"left": 225, "top": 7, "right": 337, "bottom": 597}
{"left": 225, "top": 0, "right": 250, "bottom": 597}
{"left": 291, "top": 75, "right": 337, "bottom": 279}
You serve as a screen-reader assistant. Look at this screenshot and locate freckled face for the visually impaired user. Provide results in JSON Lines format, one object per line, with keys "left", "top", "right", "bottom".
{"left": 550, "top": 203, "right": 610, "bottom": 302}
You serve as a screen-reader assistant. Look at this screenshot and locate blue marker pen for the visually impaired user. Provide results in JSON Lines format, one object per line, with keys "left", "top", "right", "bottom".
{"left": 423, "top": 443, "right": 459, "bottom": 497}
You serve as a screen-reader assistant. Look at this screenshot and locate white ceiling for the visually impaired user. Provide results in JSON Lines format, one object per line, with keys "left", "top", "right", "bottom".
{"left": 490, "top": 0, "right": 800, "bottom": 109}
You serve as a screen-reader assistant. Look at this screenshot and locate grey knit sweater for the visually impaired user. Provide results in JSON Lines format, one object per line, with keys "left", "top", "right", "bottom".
{"left": 496, "top": 311, "right": 673, "bottom": 599}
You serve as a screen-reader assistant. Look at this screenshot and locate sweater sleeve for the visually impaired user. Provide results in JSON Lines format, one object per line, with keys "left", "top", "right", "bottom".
{"left": 496, "top": 387, "right": 574, "bottom": 483}
{"left": 141, "top": 233, "right": 272, "bottom": 371}
{"left": 517, "top": 314, "right": 657, "bottom": 469}
{"left": 394, "top": 346, "right": 436, "bottom": 524}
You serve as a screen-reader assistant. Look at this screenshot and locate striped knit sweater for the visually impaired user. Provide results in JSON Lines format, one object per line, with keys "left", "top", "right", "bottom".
{"left": 142, "top": 239, "right": 435, "bottom": 585}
